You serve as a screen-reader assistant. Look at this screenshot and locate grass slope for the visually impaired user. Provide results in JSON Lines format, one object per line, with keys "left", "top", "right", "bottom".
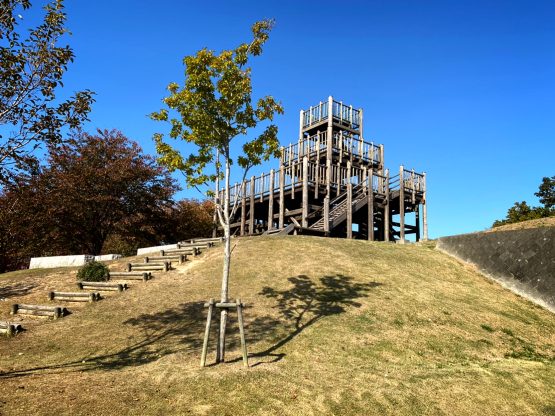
{"left": 488, "top": 216, "right": 555, "bottom": 232}
{"left": 1, "top": 237, "right": 554, "bottom": 416}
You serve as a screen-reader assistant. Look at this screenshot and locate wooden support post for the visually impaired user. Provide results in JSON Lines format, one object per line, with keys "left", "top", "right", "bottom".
{"left": 236, "top": 299, "right": 249, "bottom": 368}
{"left": 415, "top": 205, "right": 421, "bottom": 242}
{"left": 346, "top": 161, "right": 352, "bottom": 239}
{"left": 249, "top": 176, "right": 255, "bottom": 235}
{"left": 279, "top": 165, "right": 285, "bottom": 229}
{"left": 385, "top": 169, "right": 390, "bottom": 242}
{"left": 368, "top": 169, "right": 374, "bottom": 241}
{"left": 302, "top": 156, "right": 308, "bottom": 228}
{"left": 423, "top": 172, "right": 428, "bottom": 241}
{"left": 399, "top": 165, "right": 405, "bottom": 244}
{"left": 327, "top": 96, "right": 333, "bottom": 161}
{"left": 200, "top": 298, "right": 214, "bottom": 367}
{"left": 324, "top": 195, "right": 330, "bottom": 234}
{"left": 268, "top": 169, "right": 275, "bottom": 231}
{"left": 240, "top": 181, "right": 246, "bottom": 236}
{"left": 379, "top": 145, "right": 385, "bottom": 173}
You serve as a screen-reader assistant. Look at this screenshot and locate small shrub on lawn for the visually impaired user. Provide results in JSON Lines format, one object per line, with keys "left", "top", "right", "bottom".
{"left": 77, "top": 261, "right": 109, "bottom": 282}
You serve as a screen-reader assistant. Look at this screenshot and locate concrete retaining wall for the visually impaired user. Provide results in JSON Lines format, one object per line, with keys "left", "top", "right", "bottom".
{"left": 29, "top": 254, "right": 122, "bottom": 269}
{"left": 30, "top": 255, "right": 94, "bottom": 269}
{"left": 136, "top": 244, "right": 179, "bottom": 256}
{"left": 437, "top": 227, "right": 555, "bottom": 311}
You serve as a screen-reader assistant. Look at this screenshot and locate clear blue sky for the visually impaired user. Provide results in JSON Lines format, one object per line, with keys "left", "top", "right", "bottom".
{"left": 21, "top": 0, "right": 555, "bottom": 238}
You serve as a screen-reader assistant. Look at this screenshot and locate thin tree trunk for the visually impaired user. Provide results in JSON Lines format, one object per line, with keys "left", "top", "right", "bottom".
{"left": 217, "top": 158, "right": 232, "bottom": 362}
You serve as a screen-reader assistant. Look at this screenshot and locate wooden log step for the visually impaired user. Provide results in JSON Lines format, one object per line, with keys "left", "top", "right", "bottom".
{"left": 11, "top": 304, "right": 67, "bottom": 319}
{"left": 48, "top": 291, "right": 100, "bottom": 302}
{"left": 0, "top": 321, "right": 23, "bottom": 336}
{"left": 163, "top": 248, "right": 199, "bottom": 256}
{"left": 77, "top": 281, "right": 127, "bottom": 291}
{"left": 109, "top": 271, "right": 152, "bottom": 281}
{"left": 184, "top": 237, "right": 223, "bottom": 244}
{"left": 127, "top": 262, "right": 169, "bottom": 272}
{"left": 144, "top": 255, "right": 186, "bottom": 264}
{"left": 178, "top": 242, "right": 214, "bottom": 248}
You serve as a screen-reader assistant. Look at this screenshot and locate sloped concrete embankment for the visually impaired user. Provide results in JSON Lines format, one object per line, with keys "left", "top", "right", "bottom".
{"left": 437, "top": 227, "right": 555, "bottom": 311}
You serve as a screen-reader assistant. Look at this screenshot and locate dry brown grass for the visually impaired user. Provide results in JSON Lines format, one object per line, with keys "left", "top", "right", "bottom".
{"left": 487, "top": 216, "right": 555, "bottom": 232}
{"left": 0, "top": 237, "right": 554, "bottom": 415}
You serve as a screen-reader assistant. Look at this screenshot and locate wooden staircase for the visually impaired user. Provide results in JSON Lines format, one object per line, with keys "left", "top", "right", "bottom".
{"left": 309, "top": 183, "right": 368, "bottom": 232}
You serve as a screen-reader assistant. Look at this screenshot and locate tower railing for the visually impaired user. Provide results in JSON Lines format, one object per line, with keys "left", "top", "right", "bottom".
{"left": 301, "top": 99, "right": 361, "bottom": 130}
{"left": 281, "top": 131, "right": 382, "bottom": 167}
{"left": 221, "top": 159, "right": 391, "bottom": 206}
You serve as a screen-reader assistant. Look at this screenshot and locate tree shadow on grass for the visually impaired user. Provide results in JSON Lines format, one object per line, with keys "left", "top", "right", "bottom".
{"left": 236, "top": 274, "right": 382, "bottom": 366}
{"left": 0, "top": 301, "right": 207, "bottom": 379}
{"left": 0, "top": 282, "right": 38, "bottom": 299}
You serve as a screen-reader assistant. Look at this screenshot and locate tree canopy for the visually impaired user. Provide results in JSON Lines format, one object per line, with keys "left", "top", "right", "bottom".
{"left": 492, "top": 176, "right": 555, "bottom": 228}
{"left": 0, "top": 130, "right": 179, "bottom": 272}
{"left": 0, "top": 0, "right": 94, "bottom": 182}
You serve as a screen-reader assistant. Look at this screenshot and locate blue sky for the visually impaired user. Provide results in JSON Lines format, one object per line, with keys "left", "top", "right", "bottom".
{"left": 17, "top": 0, "right": 555, "bottom": 238}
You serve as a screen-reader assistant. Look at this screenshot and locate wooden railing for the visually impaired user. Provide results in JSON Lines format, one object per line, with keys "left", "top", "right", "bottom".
{"left": 389, "top": 168, "right": 426, "bottom": 194}
{"left": 301, "top": 99, "right": 361, "bottom": 129}
{"left": 221, "top": 159, "right": 389, "bottom": 205}
{"left": 280, "top": 131, "right": 382, "bottom": 167}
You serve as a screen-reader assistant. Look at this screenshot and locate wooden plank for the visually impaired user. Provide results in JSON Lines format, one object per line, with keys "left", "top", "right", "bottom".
{"left": 324, "top": 196, "right": 330, "bottom": 233}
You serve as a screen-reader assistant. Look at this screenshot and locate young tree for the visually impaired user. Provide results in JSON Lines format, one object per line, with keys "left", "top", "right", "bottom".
{"left": 0, "top": 0, "right": 94, "bottom": 182}
{"left": 151, "top": 19, "right": 283, "bottom": 363}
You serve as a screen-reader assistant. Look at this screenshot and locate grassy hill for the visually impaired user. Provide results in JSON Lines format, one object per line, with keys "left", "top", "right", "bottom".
{"left": 1, "top": 236, "right": 554, "bottom": 415}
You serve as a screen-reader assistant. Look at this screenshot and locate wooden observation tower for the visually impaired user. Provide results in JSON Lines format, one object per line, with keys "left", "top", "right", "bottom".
{"left": 217, "top": 96, "right": 428, "bottom": 242}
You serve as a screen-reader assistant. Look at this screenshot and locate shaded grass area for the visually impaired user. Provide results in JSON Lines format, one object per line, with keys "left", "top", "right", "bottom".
{"left": 0, "top": 236, "right": 554, "bottom": 415}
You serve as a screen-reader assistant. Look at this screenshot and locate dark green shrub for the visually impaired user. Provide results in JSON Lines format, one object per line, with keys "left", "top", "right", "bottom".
{"left": 77, "top": 261, "right": 109, "bottom": 282}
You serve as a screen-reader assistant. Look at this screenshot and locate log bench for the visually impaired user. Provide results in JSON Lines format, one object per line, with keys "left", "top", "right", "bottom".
{"left": 126, "top": 262, "right": 169, "bottom": 272}
{"left": 109, "top": 271, "right": 152, "bottom": 281}
{"left": 0, "top": 321, "right": 23, "bottom": 336}
{"left": 48, "top": 291, "right": 100, "bottom": 302}
{"left": 144, "top": 254, "right": 186, "bottom": 264}
{"left": 11, "top": 304, "right": 67, "bottom": 319}
{"left": 77, "top": 281, "right": 127, "bottom": 291}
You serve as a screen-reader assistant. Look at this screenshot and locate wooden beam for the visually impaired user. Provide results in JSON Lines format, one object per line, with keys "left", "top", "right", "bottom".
{"left": 415, "top": 205, "right": 421, "bottom": 242}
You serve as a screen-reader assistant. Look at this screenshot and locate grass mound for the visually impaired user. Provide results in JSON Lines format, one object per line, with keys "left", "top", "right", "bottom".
{"left": 0, "top": 236, "right": 554, "bottom": 415}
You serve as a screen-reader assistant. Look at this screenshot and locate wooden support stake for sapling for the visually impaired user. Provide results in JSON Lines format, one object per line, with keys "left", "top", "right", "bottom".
{"left": 201, "top": 298, "right": 215, "bottom": 368}
{"left": 236, "top": 298, "right": 249, "bottom": 367}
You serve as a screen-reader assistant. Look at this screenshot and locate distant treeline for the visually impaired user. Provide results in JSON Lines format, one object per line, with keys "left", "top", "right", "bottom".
{"left": 0, "top": 130, "right": 214, "bottom": 273}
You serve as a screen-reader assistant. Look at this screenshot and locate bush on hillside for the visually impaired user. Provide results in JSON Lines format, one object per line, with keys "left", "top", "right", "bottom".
{"left": 77, "top": 261, "right": 109, "bottom": 282}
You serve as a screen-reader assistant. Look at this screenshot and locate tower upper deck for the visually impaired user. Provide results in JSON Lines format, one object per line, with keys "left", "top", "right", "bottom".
{"left": 301, "top": 97, "right": 362, "bottom": 135}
